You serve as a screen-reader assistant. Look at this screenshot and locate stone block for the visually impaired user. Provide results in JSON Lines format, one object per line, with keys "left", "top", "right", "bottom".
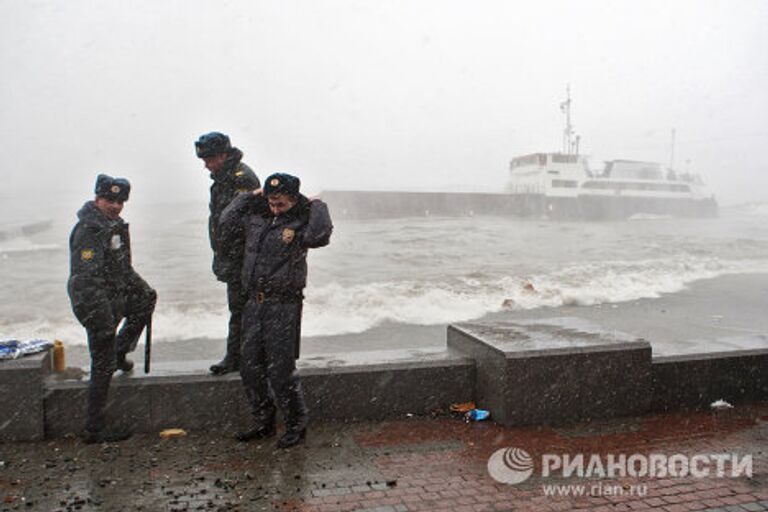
{"left": 448, "top": 320, "right": 652, "bottom": 426}
{"left": 0, "top": 351, "right": 50, "bottom": 441}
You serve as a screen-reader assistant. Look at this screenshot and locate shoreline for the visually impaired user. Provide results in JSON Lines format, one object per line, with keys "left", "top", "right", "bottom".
{"left": 62, "top": 272, "right": 768, "bottom": 369}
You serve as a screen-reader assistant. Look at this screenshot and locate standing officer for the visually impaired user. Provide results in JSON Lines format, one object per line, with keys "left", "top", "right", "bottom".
{"left": 219, "top": 173, "right": 332, "bottom": 448}
{"left": 195, "top": 132, "right": 260, "bottom": 375}
{"left": 67, "top": 174, "right": 156, "bottom": 443}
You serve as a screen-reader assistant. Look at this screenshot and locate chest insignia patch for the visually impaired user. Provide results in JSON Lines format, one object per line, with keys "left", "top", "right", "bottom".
{"left": 282, "top": 228, "right": 295, "bottom": 244}
{"left": 81, "top": 249, "right": 94, "bottom": 261}
{"left": 110, "top": 234, "right": 122, "bottom": 250}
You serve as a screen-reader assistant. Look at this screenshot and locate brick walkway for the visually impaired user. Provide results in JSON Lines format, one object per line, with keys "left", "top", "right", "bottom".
{"left": 1, "top": 404, "right": 766, "bottom": 511}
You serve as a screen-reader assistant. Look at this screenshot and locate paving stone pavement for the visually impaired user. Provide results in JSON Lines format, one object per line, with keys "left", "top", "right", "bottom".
{"left": 1, "top": 404, "right": 766, "bottom": 511}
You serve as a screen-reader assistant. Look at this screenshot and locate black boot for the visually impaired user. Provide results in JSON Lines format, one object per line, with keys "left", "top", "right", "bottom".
{"left": 80, "top": 429, "right": 131, "bottom": 444}
{"left": 277, "top": 427, "right": 306, "bottom": 449}
{"left": 235, "top": 424, "right": 276, "bottom": 442}
{"left": 116, "top": 353, "right": 134, "bottom": 372}
{"left": 210, "top": 357, "right": 239, "bottom": 375}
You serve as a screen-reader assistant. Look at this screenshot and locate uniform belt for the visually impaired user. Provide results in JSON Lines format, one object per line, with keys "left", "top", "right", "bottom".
{"left": 252, "top": 290, "right": 302, "bottom": 304}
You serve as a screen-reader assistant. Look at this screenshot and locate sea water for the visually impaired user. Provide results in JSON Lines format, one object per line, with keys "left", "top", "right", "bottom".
{"left": 2, "top": 200, "right": 768, "bottom": 348}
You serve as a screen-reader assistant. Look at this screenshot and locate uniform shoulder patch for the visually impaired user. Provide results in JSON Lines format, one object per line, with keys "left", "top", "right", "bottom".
{"left": 282, "top": 228, "right": 295, "bottom": 244}
{"left": 235, "top": 170, "right": 245, "bottom": 177}
{"left": 81, "top": 248, "right": 94, "bottom": 261}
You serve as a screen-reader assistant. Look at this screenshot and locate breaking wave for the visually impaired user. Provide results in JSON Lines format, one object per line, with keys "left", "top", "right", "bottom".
{"left": 730, "top": 202, "right": 768, "bottom": 217}
{"left": 302, "top": 256, "right": 768, "bottom": 337}
{"left": 6, "top": 256, "right": 768, "bottom": 345}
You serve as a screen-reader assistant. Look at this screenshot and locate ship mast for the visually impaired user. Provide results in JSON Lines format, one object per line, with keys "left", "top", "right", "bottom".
{"left": 560, "top": 84, "right": 580, "bottom": 155}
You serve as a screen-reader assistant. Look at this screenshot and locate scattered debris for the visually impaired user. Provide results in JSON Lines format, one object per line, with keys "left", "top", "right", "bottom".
{"left": 710, "top": 399, "right": 734, "bottom": 410}
{"left": 159, "top": 429, "right": 188, "bottom": 439}
{"left": 0, "top": 338, "right": 53, "bottom": 360}
{"left": 465, "top": 409, "right": 491, "bottom": 421}
{"left": 449, "top": 402, "right": 476, "bottom": 414}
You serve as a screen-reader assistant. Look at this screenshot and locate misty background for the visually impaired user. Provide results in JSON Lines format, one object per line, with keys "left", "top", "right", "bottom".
{"left": 2, "top": 0, "right": 767, "bottom": 215}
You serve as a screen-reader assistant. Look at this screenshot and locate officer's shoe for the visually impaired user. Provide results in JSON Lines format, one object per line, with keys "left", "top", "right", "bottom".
{"left": 277, "top": 427, "right": 306, "bottom": 449}
{"left": 116, "top": 353, "right": 134, "bottom": 372}
{"left": 210, "top": 357, "right": 239, "bottom": 376}
{"left": 80, "top": 429, "right": 132, "bottom": 444}
{"left": 235, "top": 425, "right": 276, "bottom": 442}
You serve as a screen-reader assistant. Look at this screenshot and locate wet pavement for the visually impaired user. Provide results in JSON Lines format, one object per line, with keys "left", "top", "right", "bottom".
{"left": 1, "top": 404, "right": 767, "bottom": 512}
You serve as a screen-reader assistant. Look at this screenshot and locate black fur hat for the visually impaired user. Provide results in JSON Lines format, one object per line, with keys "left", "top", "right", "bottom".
{"left": 94, "top": 174, "right": 131, "bottom": 202}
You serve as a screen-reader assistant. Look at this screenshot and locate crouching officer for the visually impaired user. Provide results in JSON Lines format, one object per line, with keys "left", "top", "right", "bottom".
{"left": 67, "top": 174, "right": 157, "bottom": 443}
{"left": 195, "top": 132, "right": 260, "bottom": 376}
{"left": 219, "top": 173, "right": 332, "bottom": 448}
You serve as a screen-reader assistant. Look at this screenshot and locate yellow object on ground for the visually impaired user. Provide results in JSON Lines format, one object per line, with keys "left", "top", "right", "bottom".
{"left": 159, "top": 428, "right": 188, "bottom": 438}
{"left": 53, "top": 340, "right": 65, "bottom": 372}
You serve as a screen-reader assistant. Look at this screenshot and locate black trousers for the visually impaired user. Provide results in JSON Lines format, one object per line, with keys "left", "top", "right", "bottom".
{"left": 239, "top": 298, "right": 307, "bottom": 431}
{"left": 224, "top": 279, "right": 247, "bottom": 362}
{"left": 75, "top": 283, "right": 156, "bottom": 432}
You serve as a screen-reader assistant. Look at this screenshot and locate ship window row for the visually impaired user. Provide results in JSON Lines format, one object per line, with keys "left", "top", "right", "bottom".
{"left": 511, "top": 154, "right": 547, "bottom": 167}
{"left": 581, "top": 181, "right": 691, "bottom": 192}
{"left": 551, "top": 179, "right": 579, "bottom": 188}
{"left": 511, "top": 153, "right": 582, "bottom": 168}
{"left": 551, "top": 154, "right": 579, "bottom": 164}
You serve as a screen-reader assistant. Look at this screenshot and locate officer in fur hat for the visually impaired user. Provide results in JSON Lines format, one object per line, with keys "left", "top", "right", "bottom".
{"left": 67, "top": 174, "right": 156, "bottom": 443}
{"left": 219, "top": 173, "right": 332, "bottom": 448}
{"left": 195, "top": 132, "right": 261, "bottom": 375}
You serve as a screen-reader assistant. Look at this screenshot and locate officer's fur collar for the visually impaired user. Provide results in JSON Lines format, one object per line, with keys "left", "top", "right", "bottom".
{"left": 210, "top": 147, "right": 244, "bottom": 183}
{"left": 77, "top": 201, "right": 123, "bottom": 229}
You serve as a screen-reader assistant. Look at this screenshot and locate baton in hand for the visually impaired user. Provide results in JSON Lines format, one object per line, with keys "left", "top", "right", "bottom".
{"left": 144, "top": 316, "right": 152, "bottom": 374}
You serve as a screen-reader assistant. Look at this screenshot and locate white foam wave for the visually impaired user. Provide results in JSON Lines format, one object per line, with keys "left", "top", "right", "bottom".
{"left": 301, "top": 256, "right": 768, "bottom": 337}
{"left": 0, "top": 241, "right": 60, "bottom": 255}
{"left": 9, "top": 256, "right": 768, "bottom": 345}
{"left": 0, "top": 304, "right": 231, "bottom": 347}
{"left": 733, "top": 202, "right": 768, "bottom": 217}
{"left": 0, "top": 316, "right": 86, "bottom": 347}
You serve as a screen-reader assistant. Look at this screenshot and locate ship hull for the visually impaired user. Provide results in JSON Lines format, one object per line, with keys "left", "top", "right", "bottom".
{"left": 578, "top": 194, "right": 718, "bottom": 220}
{"left": 322, "top": 190, "right": 718, "bottom": 220}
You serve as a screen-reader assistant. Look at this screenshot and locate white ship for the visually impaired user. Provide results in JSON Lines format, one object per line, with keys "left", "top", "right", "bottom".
{"left": 508, "top": 154, "right": 717, "bottom": 220}
{"left": 507, "top": 89, "right": 718, "bottom": 220}
{"left": 323, "top": 88, "right": 717, "bottom": 220}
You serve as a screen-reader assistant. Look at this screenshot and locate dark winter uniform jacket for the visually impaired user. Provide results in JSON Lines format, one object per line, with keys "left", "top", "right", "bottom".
{"left": 67, "top": 201, "right": 152, "bottom": 325}
{"left": 218, "top": 193, "right": 333, "bottom": 300}
{"left": 208, "top": 147, "right": 260, "bottom": 282}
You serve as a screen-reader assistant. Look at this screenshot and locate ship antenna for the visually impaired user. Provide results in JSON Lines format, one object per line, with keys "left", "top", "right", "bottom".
{"left": 560, "top": 84, "right": 578, "bottom": 155}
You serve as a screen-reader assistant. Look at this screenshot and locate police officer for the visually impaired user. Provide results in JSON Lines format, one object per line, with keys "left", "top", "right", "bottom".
{"left": 68, "top": 174, "right": 156, "bottom": 443}
{"left": 219, "top": 173, "right": 332, "bottom": 448}
{"left": 195, "top": 132, "right": 260, "bottom": 375}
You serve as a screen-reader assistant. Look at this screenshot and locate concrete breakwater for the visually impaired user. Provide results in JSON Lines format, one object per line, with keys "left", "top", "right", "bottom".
{"left": 321, "top": 190, "right": 535, "bottom": 219}
{"left": 1, "top": 319, "right": 766, "bottom": 442}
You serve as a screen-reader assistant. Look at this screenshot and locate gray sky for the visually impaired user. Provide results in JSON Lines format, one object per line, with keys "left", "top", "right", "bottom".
{"left": 1, "top": 0, "right": 767, "bottom": 209}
